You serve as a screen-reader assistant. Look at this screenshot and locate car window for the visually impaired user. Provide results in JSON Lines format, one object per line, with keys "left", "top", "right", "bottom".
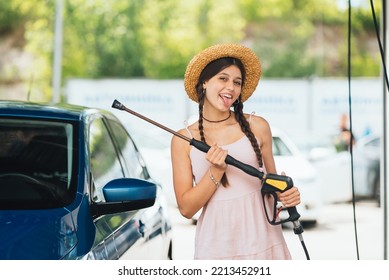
{"left": 0, "top": 118, "right": 77, "bottom": 209}
{"left": 272, "top": 136, "right": 293, "bottom": 156}
{"left": 107, "top": 119, "right": 147, "bottom": 179}
{"left": 366, "top": 137, "right": 380, "bottom": 148}
{"left": 89, "top": 118, "right": 125, "bottom": 202}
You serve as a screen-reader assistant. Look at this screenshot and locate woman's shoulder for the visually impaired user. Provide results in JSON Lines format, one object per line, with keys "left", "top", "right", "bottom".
{"left": 243, "top": 112, "right": 272, "bottom": 142}
{"left": 244, "top": 112, "right": 270, "bottom": 129}
{"left": 172, "top": 122, "right": 199, "bottom": 144}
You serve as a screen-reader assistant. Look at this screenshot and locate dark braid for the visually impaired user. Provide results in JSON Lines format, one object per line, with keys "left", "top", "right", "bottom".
{"left": 198, "top": 89, "right": 207, "bottom": 143}
{"left": 197, "top": 90, "right": 229, "bottom": 187}
{"left": 233, "top": 97, "right": 263, "bottom": 168}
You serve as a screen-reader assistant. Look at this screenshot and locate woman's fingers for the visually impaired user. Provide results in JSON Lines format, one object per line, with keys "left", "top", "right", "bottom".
{"left": 206, "top": 145, "right": 227, "bottom": 168}
{"left": 279, "top": 186, "right": 301, "bottom": 207}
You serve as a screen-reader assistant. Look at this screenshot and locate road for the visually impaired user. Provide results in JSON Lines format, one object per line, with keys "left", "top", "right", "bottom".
{"left": 169, "top": 200, "right": 384, "bottom": 260}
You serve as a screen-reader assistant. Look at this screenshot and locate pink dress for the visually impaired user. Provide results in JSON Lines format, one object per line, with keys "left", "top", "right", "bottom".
{"left": 190, "top": 136, "right": 292, "bottom": 260}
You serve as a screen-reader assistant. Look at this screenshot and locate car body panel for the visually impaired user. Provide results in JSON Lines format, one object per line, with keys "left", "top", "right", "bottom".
{"left": 353, "top": 134, "right": 381, "bottom": 201}
{"left": 0, "top": 207, "right": 76, "bottom": 259}
{"left": 0, "top": 100, "right": 172, "bottom": 260}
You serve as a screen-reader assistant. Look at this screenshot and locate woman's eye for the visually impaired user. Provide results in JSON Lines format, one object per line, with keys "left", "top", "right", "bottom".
{"left": 234, "top": 81, "right": 242, "bottom": 86}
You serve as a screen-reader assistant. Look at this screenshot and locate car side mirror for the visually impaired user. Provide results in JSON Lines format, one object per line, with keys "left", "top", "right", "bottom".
{"left": 90, "top": 178, "right": 157, "bottom": 218}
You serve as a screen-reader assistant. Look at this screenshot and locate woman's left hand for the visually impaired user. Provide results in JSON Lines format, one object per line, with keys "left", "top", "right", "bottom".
{"left": 277, "top": 172, "right": 301, "bottom": 208}
{"left": 278, "top": 186, "right": 301, "bottom": 208}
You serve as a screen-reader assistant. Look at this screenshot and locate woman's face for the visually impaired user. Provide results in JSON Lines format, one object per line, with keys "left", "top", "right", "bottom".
{"left": 203, "top": 65, "right": 242, "bottom": 110}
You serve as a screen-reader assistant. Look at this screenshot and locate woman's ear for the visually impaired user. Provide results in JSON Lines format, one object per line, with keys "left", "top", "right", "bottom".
{"left": 232, "top": 95, "right": 242, "bottom": 106}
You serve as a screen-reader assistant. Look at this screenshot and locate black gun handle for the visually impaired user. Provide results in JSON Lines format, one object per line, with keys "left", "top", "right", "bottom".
{"left": 287, "top": 206, "right": 301, "bottom": 223}
{"left": 261, "top": 173, "right": 294, "bottom": 197}
{"left": 261, "top": 173, "right": 300, "bottom": 224}
{"left": 189, "top": 138, "right": 265, "bottom": 179}
{"left": 189, "top": 138, "right": 210, "bottom": 153}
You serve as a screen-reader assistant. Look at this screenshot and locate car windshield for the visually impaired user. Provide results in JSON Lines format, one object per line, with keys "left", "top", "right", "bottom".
{"left": 272, "top": 136, "right": 293, "bottom": 156}
{"left": 0, "top": 118, "right": 78, "bottom": 209}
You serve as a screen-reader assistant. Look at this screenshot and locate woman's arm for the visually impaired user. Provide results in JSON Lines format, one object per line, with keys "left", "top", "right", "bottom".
{"left": 170, "top": 128, "right": 227, "bottom": 219}
{"left": 249, "top": 115, "right": 277, "bottom": 173}
{"left": 250, "top": 116, "right": 301, "bottom": 208}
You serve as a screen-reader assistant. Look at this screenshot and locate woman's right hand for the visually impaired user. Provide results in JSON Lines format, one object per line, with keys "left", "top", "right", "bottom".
{"left": 205, "top": 144, "right": 228, "bottom": 171}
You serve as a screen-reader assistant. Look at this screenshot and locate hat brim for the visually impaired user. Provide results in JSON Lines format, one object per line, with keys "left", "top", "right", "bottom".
{"left": 184, "top": 43, "right": 261, "bottom": 103}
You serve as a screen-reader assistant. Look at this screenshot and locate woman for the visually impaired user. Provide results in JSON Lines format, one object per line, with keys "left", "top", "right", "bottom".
{"left": 171, "top": 43, "right": 301, "bottom": 259}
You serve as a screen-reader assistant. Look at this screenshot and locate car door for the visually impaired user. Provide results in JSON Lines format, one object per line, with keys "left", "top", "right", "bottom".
{"left": 86, "top": 116, "right": 144, "bottom": 260}
{"left": 106, "top": 118, "right": 169, "bottom": 259}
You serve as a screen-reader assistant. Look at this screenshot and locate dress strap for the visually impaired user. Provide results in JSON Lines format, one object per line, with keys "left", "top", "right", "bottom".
{"left": 184, "top": 120, "right": 193, "bottom": 138}
{"left": 249, "top": 112, "right": 255, "bottom": 123}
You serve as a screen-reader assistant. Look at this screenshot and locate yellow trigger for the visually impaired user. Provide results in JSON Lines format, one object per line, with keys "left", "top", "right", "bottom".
{"left": 265, "top": 179, "right": 288, "bottom": 191}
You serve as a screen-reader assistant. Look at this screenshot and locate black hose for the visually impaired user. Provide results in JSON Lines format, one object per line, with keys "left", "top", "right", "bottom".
{"left": 301, "top": 241, "right": 310, "bottom": 260}
{"left": 370, "top": 0, "right": 389, "bottom": 260}
{"left": 347, "top": 0, "right": 360, "bottom": 261}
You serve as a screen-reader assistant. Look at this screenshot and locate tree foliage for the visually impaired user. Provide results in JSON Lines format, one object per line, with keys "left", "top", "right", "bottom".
{"left": 0, "top": 0, "right": 382, "bottom": 101}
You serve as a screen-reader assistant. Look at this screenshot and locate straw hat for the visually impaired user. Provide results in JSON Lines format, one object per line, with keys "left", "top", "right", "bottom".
{"left": 184, "top": 43, "right": 261, "bottom": 103}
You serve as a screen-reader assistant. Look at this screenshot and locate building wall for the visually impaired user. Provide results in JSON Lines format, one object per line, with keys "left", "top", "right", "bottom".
{"left": 65, "top": 77, "right": 383, "bottom": 150}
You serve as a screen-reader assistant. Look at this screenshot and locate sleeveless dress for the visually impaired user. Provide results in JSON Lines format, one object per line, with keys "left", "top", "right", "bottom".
{"left": 189, "top": 134, "right": 292, "bottom": 260}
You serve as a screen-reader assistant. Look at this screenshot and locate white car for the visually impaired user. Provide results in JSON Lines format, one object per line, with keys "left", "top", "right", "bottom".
{"left": 352, "top": 134, "right": 381, "bottom": 203}
{"left": 193, "top": 128, "right": 322, "bottom": 226}
{"left": 272, "top": 128, "right": 322, "bottom": 226}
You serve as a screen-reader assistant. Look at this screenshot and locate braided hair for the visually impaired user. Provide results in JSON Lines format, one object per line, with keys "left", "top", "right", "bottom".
{"left": 195, "top": 57, "right": 263, "bottom": 186}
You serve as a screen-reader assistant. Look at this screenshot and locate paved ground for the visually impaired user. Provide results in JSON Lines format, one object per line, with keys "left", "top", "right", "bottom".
{"left": 169, "top": 200, "right": 384, "bottom": 260}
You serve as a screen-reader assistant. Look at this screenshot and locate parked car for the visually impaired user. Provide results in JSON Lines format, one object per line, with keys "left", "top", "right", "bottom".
{"left": 0, "top": 100, "right": 172, "bottom": 260}
{"left": 267, "top": 128, "right": 321, "bottom": 226}
{"left": 308, "top": 144, "right": 353, "bottom": 204}
{"left": 192, "top": 127, "right": 322, "bottom": 226}
{"left": 353, "top": 134, "right": 381, "bottom": 204}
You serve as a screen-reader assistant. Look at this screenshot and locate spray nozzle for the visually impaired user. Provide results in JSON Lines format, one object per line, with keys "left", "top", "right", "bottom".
{"left": 112, "top": 99, "right": 125, "bottom": 110}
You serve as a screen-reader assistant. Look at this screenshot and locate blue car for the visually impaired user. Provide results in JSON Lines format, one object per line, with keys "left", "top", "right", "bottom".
{"left": 0, "top": 100, "right": 173, "bottom": 260}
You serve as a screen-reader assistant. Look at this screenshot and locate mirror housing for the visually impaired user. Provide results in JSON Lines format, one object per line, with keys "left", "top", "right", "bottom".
{"left": 90, "top": 178, "right": 157, "bottom": 218}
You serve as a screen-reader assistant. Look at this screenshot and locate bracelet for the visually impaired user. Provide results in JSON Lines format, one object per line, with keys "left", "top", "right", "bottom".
{"left": 209, "top": 167, "right": 220, "bottom": 188}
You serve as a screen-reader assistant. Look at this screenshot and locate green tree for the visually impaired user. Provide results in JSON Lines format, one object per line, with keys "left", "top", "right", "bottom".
{"left": 138, "top": 0, "right": 246, "bottom": 78}
{"left": 0, "top": 0, "right": 383, "bottom": 102}
{"left": 63, "top": 0, "right": 146, "bottom": 78}
{"left": 0, "top": 0, "right": 53, "bottom": 100}
{"left": 62, "top": 0, "right": 246, "bottom": 79}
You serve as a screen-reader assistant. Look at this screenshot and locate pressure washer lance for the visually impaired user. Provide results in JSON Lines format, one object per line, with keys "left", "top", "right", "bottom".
{"left": 112, "top": 99, "right": 310, "bottom": 260}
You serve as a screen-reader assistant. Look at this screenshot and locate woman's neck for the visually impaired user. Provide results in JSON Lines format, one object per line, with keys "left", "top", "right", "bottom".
{"left": 203, "top": 110, "right": 231, "bottom": 123}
